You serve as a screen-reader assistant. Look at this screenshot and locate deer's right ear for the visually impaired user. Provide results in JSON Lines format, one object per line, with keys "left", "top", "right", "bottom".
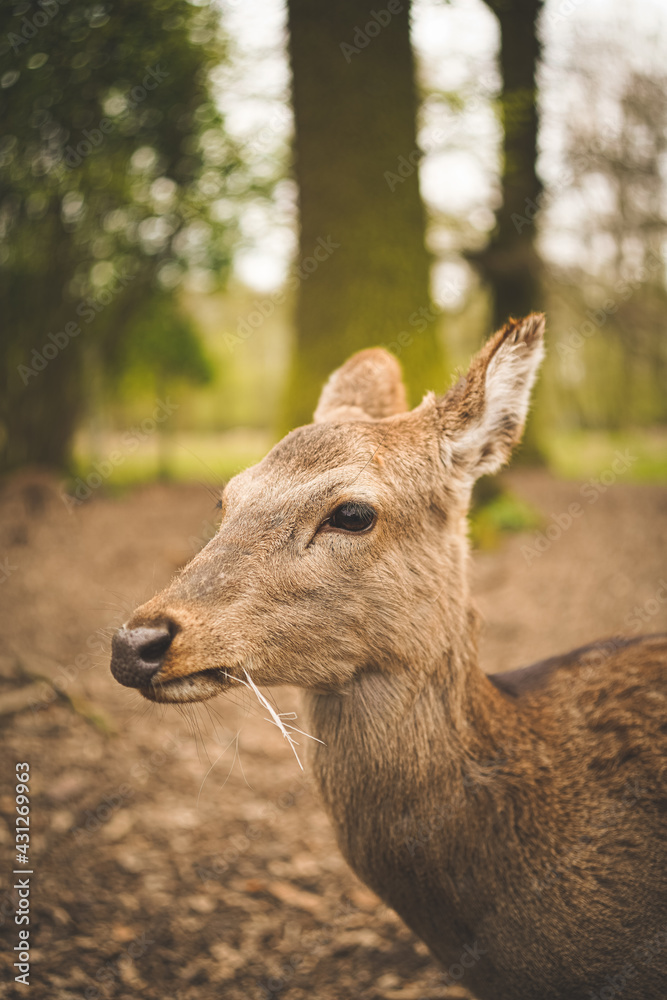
{"left": 314, "top": 348, "right": 408, "bottom": 424}
{"left": 436, "top": 314, "right": 545, "bottom": 485}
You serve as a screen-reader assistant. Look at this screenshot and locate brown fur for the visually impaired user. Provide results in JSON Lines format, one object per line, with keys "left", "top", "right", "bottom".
{"left": 111, "top": 314, "right": 667, "bottom": 1000}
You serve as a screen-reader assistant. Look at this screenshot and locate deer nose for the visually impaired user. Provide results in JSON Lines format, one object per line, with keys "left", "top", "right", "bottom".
{"left": 110, "top": 624, "right": 174, "bottom": 688}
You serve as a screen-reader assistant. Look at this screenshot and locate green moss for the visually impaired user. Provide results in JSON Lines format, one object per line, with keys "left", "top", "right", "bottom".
{"left": 470, "top": 489, "right": 541, "bottom": 550}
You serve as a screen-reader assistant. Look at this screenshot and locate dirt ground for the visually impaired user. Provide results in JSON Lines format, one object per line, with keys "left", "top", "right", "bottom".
{"left": 0, "top": 467, "right": 666, "bottom": 1000}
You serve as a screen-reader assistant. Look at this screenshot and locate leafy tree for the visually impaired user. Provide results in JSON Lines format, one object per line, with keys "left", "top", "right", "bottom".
{"left": 0, "top": 0, "right": 251, "bottom": 471}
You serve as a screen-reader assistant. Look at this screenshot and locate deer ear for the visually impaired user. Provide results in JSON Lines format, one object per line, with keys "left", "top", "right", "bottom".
{"left": 437, "top": 314, "right": 545, "bottom": 483}
{"left": 314, "top": 348, "right": 409, "bottom": 424}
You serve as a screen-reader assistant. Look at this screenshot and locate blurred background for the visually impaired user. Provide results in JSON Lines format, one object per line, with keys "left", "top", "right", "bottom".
{"left": 1, "top": 0, "right": 666, "bottom": 494}
{"left": 1, "top": 3, "right": 667, "bottom": 999}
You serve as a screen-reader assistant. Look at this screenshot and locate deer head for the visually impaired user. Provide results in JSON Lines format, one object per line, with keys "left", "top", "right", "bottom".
{"left": 110, "top": 314, "right": 545, "bottom": 704}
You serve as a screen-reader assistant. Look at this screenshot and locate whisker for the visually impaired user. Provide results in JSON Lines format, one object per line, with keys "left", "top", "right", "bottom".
{"left": 173, "top": 444, "right": 227, "bottom": 500}
{"left": 234, "top": 733, "right": 253, "bottom": 790}
{"left": 196, "top": 729, "right": 241, "bottom": 806}
{"left": 202, "top": 702, "right": 225, "bottom": 745}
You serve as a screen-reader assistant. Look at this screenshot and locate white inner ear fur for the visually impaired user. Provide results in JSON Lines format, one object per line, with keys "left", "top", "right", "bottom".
{"left": 442, "top": 335, "right": 545, "bottom": 484}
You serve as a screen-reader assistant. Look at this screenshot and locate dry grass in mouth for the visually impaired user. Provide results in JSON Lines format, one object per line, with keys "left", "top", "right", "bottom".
{"left": 224, "top": 669, "right": 325, "bottom": 770}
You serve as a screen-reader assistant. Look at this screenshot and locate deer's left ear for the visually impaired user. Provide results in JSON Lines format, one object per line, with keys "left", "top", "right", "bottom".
{"left": 314, "top": 348, "right": 408, "bottom": 424}
{"left": 437, "top": 314, "right": 545, "bottom": 483}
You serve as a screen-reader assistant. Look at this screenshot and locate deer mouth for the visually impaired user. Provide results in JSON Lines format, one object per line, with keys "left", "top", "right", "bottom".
{"left": 140, "top": 668, "right": 232, "bottom": 704}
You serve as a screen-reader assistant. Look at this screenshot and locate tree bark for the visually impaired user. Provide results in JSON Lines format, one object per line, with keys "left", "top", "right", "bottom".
{"left": 1, "top": 264, "right": 84, "bottom": 471}
{"left": 477, "top": 0, "right": 544, "bottom": 328}
{"left": 284, "top": 0, "right": 444, "bottom": 429}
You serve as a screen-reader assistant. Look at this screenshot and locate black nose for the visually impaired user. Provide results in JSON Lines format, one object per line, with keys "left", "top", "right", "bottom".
{"left": 110, "top": 624, "right": 174, "bottom": 688}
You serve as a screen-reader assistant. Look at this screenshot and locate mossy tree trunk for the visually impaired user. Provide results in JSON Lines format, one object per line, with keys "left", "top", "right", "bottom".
{"left": 1, "top": 256, "right": 85, "bottom": 471}
{"left": 283, "top": 0, "right": 444, "bottom": 429}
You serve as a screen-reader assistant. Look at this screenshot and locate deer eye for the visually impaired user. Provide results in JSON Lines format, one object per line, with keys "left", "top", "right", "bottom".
{"left": 324, "top": 502, "right": 376, "bottom": 534}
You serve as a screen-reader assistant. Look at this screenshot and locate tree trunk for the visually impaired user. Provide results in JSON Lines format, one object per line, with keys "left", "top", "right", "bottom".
{"left": 477, "top": 0, "right": 544, "bottom": 328}
{"left": 1, "top": 269, "right": 84, "bottom": 472}
{"left": 283, "top": 0, "right": 444, "bottom": 430}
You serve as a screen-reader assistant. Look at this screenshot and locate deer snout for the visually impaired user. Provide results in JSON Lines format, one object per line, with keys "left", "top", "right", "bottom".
{"left": 110, "top": 624, "right": 175, "bottom": 688}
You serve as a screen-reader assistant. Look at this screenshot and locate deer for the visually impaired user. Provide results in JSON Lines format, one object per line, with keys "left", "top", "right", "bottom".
{"left": 110, "top": 314, "right": 667, "bottom": 1000}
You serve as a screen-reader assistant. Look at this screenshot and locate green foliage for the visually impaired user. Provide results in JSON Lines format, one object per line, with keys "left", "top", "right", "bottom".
{"left": 111, "top": 292, "right": 213, "bottom": 393}
{"left": 545, "top": 430, "right": 667, "bottom": 484}
{"left": 469, "top": 483, "right": 541, "bottom": 549}
{"left": 69, "top": 428, "right": 271, "bottom": 492}
{"left": 0, "top": 0, "right": 257, "bottom": 470}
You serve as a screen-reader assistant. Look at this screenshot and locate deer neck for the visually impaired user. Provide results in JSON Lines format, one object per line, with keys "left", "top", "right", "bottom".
{"left": 300, "top": 602, "right": 519, "bottom": 956}
{"left": 302, "top": 602, "right": 510, "bottom": 835}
